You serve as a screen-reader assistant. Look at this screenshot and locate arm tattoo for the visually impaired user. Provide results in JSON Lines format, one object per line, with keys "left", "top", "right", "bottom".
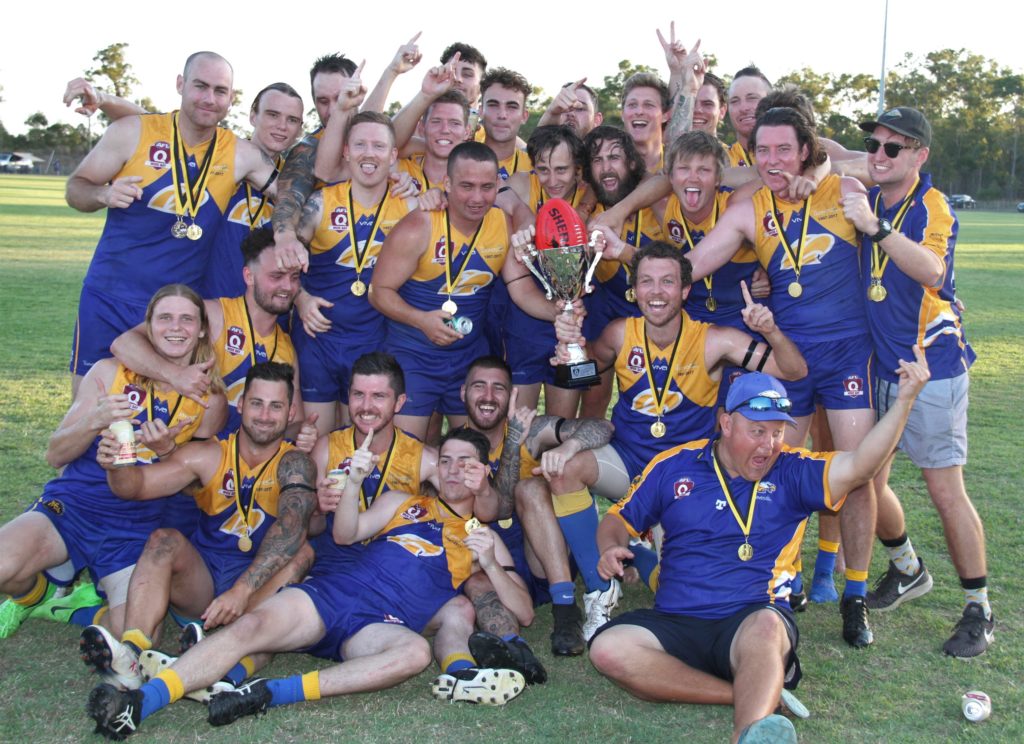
{"left": 558, "top": 417, "right": 615, "bottom": 451}
{"left": 272, "top": 140, "right": 318, "bottom": 235}
{"left": 241, "top": 450, "right": 317, "bottom": 590}
{"left": 494, "top": 421, "right": 527, "bottom": 519}
{"left": 471, "top": 590, "right": 519, "bottom": 637}
{"left": 666, "top": 82, "right": 695, "bottom": 145}
{"left": 296, "top": 191, "right": 322, "bottom": 242}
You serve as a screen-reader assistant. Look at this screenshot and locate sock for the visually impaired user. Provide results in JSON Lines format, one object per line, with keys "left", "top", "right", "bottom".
{"left": 442, "top": 653, "right": 475, "bottom": 675}
{"left": 960, "top": 576, "right": 991, "bottom": 619}
{"left": 501, "top": 633, "right": 524, "bottom": 644}
{"left": 121, "top": 628, "right": 153, "bottom": 657}
{"left": 843, "top": 568, "right": 868, "bottom": 598}
{"left": 814, "top": 540, "right": 840, "bottom": 579}
{"left": 549, "top": 581, "right": 574, "bottom": 606}
{"left": 12, "top": 573, "right": 54, "bottom": 607}
{"left": 554, "top": 491, "right": 608, "bottom": 593}
{"left": 139, "top": 670, "right": 183, "bottom": 721}
{"left": 223, "top": 655, "right": 256, "bottom": 686}
{"left": 266, "top": 671, "right": 320, "bottom": 708}
{"left": 630, "top": 544, "right": 659, "bottom": 592}
{"left": 881, "top": 533, "right": 920, "bottom": 575}
{"left": 68, "top": 605, "right": 104, "bottom": 628}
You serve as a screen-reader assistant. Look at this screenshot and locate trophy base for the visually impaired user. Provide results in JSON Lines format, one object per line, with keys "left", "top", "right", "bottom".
{"left": 555, "top": 360, "right": 600, "bottom": 388}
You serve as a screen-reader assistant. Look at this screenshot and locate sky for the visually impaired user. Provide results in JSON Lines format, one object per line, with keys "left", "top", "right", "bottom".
{"left": 1, "top": 0, "right": 1020, "bottom": 138}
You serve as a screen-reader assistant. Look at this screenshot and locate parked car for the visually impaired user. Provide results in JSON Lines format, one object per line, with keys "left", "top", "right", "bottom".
{"left": 0, "top": 152, "right": 33, "bottom": 173}
{"left": 948, "top": 194, "right": 976, "bottom": 210}
{"left": 1017, "top": 202, "right": 1024, "bottom": 213}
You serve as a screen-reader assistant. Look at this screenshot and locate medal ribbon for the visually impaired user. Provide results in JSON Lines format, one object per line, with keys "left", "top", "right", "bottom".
{"left": 243, "top": 300, "right": 280, "bottom": 368}
{"left": 350, "top": 427, "right": 398, "bottom": 510}
{"left": 769, "top": 192, "right": 812, "bottom": 285}
{"left": 146, "top": 387, "right": 183, "bottom": 438}
{"left": 233, "top": 435, "right": 279, "bottom": 539}
{"left": 679, "top": 197, "right": 720, "bottom": 296}
{"left": 443, "top": 209, "right": 484, "bottom": 301}
{"left": 869, "top": 177, "right": 920, "bottom": 282}
{"left": 711, "top": 445, "right": 760, "bottom": 548}
{"left": 170, "top": 111, "right": 219, "bottom": 221}
{"left": 346, "top": 187, "right": 388, "bottom": 279}
{"left": 436, "top": 492, "right": 473, "bottom": 524}
{"left": 641, "top": 317, "right": 685, "bottom": 422}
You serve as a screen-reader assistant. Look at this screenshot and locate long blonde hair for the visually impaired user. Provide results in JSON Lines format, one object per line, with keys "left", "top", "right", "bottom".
{"left": 135, "top": 283, "right": 225, "bottom": 394}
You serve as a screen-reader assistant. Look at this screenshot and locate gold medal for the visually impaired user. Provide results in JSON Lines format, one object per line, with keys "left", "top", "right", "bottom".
{"left": 650, "top": 420, "right": 666, "bottom": 438}
{"left": 868, "top": 283, "right": 887, "bottom": 302}
{"left": 625, "top": 288, "right": 637, "bottom": 303}
{"left": 351, "top": 279, "right": 367, "bottom": 297}
{"left": 238, "top": 534, "right": 253, "bottom": 552}
{"left": 705, "top": 296, "right": 717, "bottom": 313}
{"left": 186, "top": 223, "right": 203, "bottom": 241}
{"left": 465, "top": 517, "right": 482, "bottom": 532}
{"left": 787, "top": 281, "right": 803, "bottom": 298}
{"left": 171, "top": 219, "right": 188, "bottom": 239}
{"left": 498, "top": 518, "right": 513, "bottom": 529}
{"left": 738, "top": 543, "right": 753, "bottom": 561}
{"left": 441, "top": 298, "right": 458, "bottom": 315}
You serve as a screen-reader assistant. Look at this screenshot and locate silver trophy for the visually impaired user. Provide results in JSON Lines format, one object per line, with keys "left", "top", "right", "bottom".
{"left": 522, "top": 226, "right": 604, "bottom": 387}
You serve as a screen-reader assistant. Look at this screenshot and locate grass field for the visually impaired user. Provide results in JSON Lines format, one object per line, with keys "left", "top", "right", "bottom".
{"left": 0, "top": 174, "right": 1021, "bottom": 742}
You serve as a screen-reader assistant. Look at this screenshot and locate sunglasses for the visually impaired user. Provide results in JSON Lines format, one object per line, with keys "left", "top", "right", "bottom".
{"left": 864, "top": 137, "right": 919, "bottom": 158}
{"left": 732, "top": 395, "right": 793, "bottom": 413}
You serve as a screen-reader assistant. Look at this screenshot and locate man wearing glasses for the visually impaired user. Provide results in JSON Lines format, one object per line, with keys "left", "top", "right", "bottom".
{"left": 841, "top": 107, "right": 990, "bottom": 658}
{"left": 589, "top": 353, "right": 931, "bottom": 744}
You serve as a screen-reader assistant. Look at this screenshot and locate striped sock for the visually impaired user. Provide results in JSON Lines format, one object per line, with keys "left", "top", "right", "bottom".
{"left": 843, "top": 568, "right": 868, "bottom": 598}
{"left": 442, "top": 653, "right": 475, "bottom": 675}
{"left": 139, "top": 670, "right": 183, "bottom": 721}
{"left": 266, "top": 671, "right": 320, "bottom": 707}
{"left": 223, "top": 655, "right": 256, "bottom": 685}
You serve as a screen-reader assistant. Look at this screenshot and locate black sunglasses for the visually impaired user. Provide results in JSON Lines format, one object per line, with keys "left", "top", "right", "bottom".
{"left": 864, "top": 137, "right": 919, "bottom": 158}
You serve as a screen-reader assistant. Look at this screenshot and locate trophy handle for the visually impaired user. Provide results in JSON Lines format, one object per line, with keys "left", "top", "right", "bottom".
{"left": 583, "top": 229, "right": 604, "bottom": 294}
{"left": 523, "top": 247, "right": 556, "bottom": 300}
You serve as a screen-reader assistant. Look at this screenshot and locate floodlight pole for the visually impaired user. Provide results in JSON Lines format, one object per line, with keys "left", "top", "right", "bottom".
{"left": 878, "top": 0, "right": 889, "bottom": 115}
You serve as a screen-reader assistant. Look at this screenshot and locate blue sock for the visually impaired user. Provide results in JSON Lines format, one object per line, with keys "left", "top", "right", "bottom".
{"left": 791, "top": 571, "right": 804, "bottom": 594}
{"left": 446, "top": 658, "right": 475, "bottom": 674}
{"left": 139, "top": 679, "right": 171, "bottom": 721}
{"left": 265, "top": 676, "right": 305, "bottom": 708}
{"left": 223, "top": 662, "right": 249, "bottom": 686}
{"left": 501, "top": 633, "right": 524, "bottom": 644}
{"left": 630, "top": 544, "right": 659, "bottom": 588}
{"left": 814, "top": 551, "right": 838, "bottom": 581}
{"left": 557, "top": 502, "right": 609, "bottom": 593}
{"left": 68, "top": 606, "right": 100, "bottom": 627}
{"left": 549, "top": 581, "right": 574, "bottom": 606}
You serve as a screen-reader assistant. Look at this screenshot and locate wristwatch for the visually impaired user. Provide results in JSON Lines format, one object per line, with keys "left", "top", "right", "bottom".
{"left": 870, "top": 217, "right": 893, "bottom": 242}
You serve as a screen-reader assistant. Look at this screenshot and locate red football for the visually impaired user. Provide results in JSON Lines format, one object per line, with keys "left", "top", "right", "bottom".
{"left": 535, "top": 198, "right": 588, "bottom": 250}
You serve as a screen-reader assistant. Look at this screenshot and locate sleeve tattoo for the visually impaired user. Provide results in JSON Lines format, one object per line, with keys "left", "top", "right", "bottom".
{"left": 272, "top": 139, "right": 319, "bottom": 235}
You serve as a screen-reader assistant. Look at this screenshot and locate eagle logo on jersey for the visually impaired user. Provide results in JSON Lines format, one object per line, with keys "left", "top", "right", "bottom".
{"left": 334, "top": 241, "right": 382, "bottom": 271}
{"left": 631, "top": 388, "right": 684, "bottom": 417}
{"left": 386, "top": 533, "right": 444, "bottom": 557}
{"left": 220, "top": 506, "right": 267, "bottom": 539}
{"left": 673, "top": 478, "right": 695, "bottom": 499}
{"left": 226, "top": 195, "right": 271, "bottom": 228}
{"left": 147, "top": 185, "right": 211, "bottom": 215}
{"left": 122, "top": 384, "right": 147, "bottom": 411}
{"left": 443, "top": 269, "right": 494, "bottom": 297}
{"left": 146, "top": 142, "right": 171, "bottom": 170}
{"left": 756, "top": 481, "right": 776, "bottom": 502}
{"left": 626, "top": 346, "right": 646, "bottom": 374}
{"left": 225, "top": 326, "right": 247, "bottom": 357}
{"left": 778, "top": 234, "right": 835, "bottom": 272}
{"left": 842, "top": 375, "right": 865, "bottom": 398}
{"left": 329, "top": 206, "right": 349, "bottom": 233}
{"left": 383, "top": 613, "right": 405, "bottom": 624}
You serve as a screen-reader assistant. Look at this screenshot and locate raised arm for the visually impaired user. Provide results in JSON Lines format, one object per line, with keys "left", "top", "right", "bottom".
{"left": 686, "top": 194, "right": 756, "bottom": 281}
{"left": 99, "top": 434, "right": 210, "bottom": 500}
{"left": 362, "top": 33, "right": 422, "bottom": 113}
{"left": 65, "top": 116, "right": 142, "bottom": 212}
{"left": 391, "top": 55, "right": 459, "bottom": 149}
{"left": 313, "top": 63, "right": 367, "bottom": 183}
{"left": 63, "top": 77, "right": 148, "bottom": 120}
{"left": 46, "top": 360, "right": 130, "bottom": 469}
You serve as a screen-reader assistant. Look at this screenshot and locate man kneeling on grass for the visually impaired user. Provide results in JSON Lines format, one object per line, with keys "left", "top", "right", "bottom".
{"left": 589, "top": 350, "right": 930, "bottom": 744}
{"left": 87, "top": 428, "right": 531, "bottom": 739}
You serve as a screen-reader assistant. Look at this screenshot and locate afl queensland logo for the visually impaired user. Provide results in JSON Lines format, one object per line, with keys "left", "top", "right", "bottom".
{"left": 667, "top": 219, "right": 684, "bottom": 244}
{"left": 225, "top": 326, "right": 247, "bottom": 356}
{"left": 146, "top": 141, "right": 171, "bottom": 170}
{"left": 432, "top": 236, "right": 448, "bottom": 264}
{"left": 400, "top": 503, "right": 428, "bottom": 521}
{"left": 626, "top": 346, "right": 646, "bottom": 374}
{"left": 763, "top": 210, "right": 779, "bottom": 238}
{"left": 219, "top": 469, "right": 236, "bottom": 498}
{"left": 122, "top": 384, "right": 147, "bottom": 411}
{"left": 842, "top": 375, "right": 865, "bottom": 398}
{"left": 673, "top": 477, "right": 695, "bottom": 499}
{"left": 329, "top": 206, "right": 349, "bottom": 233}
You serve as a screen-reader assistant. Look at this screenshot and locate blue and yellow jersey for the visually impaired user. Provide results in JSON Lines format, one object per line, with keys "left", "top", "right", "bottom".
{"left": 84, "top": 112, "right": 239, "bottom": 304}
{"left": 47, "top": 363, "right": 209, "bottom": 525}
{"left": 189, "top": 434, "right": 294, "bottom": 561}
{"left": 305, "top": 182, "right": 412, "bottom": 339}
{"left": 664, "top": 188, "right": 759, "bottom": 328}
{"left": 593, "top": 206, "right": 664, "bottom": 319}
{"left": 527, "top": 174, "right": 588, "bottom": 214}
{"left": 326, "top": 426, "right": 425, "bottom": 510}
{"left": 611, "top": 315, "right": 719, "bottom": 465}
{"left": 609, "top": 437, "right": 839, "bottom": 618}
{"left": 484, "top": 432, "right": 541, "bottom": 482}
{"left": 497, "top": 149, "right": 532, "bottom": 182}
{"left": 398, "top": 155, "right": 433, "bottom": 193}
{"left": 727, "top": 141, "right": 751, "bottom": 168}
{"left": 214, "top": 296, "right": 296, "bottom": 432}
{"left": 862, "top": 174, "right": 975, "bottom": 383}
{"left": 751, "top": 175, "right": 865, "bottom": 342}
{"left": 203, "top": 180, "right": 276, "bottom": 299}
{"left": 386, "top": 207, "right": 509, "bottom": 352}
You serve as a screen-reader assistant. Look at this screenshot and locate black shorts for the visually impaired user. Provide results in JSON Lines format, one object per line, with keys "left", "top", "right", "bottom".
{"left": 592, "top": 603, "right": 802, "bottom": 690}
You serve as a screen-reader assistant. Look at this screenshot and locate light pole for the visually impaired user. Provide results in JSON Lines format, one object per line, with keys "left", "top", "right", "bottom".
{"left": 878, "top": 0, "right": 889, "bottom": 115}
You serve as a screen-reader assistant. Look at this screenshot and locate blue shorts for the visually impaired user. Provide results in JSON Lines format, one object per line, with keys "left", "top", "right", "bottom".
{"left": 506, "top": 316, "right": 557, "bottom": 387}
{"left": 385, "top": 340, "right": 487, "bottom": 416}
{"left": 70, "top": 286, "right": 148, "bottom": 375}
{"left": 29, "top": 492, "right": 146, "bottom": 588}
{"left": 292, "top": 329, "right": 378, "bottom": 405}
{"left": 483, "top": 281, "right": 510, "bottom": 359}
{"left": 159, "top": 492, "right": 201, "bottom": 539}
{"left": 199, "top": 547, "right": 249, "bottom": 596}
{"left": 490, "top": 515, "right": 550, "bottom": 606}
{"left": 784, "top": 335, "right": 875, "bottom": 417}
{"left": 593, "top": 603, "right": 802, "bottom": 689}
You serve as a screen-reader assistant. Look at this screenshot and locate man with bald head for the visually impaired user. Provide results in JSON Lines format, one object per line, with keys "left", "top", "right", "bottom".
{"left": 65, "top": 51, "right": 280, "bottom": 396}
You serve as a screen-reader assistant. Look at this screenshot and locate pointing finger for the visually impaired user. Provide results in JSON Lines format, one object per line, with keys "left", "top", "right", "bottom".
{"left": 740, "top": 280, "right": 754, "bottom": 308}
{"left": 360, "top": 427, "right": 374, "bottom": 451}
{"left": 409, "top": 31, "right": 422, "bottom": 44}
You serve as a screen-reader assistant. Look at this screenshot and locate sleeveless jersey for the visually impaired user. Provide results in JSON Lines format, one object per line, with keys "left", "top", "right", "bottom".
{"left": 750, "top": 174, "right": 865, "bottom": 342}
{"left": 728, "top": 141, "right": 751, "bottom": 168}
{"left": 497, "top": 150, "right": 532, "bottom": 182}
{"left": 385, "top": 207, "right": 509, "bottom": 352}
{"left": 203, "top": 168, "right": 277, "bottom": 298}
{"left": 305, "top": 182, "right": 412, "bottom": 340}
{"left": 663, "top": 189, "right": 758, "bottom": 328}
{"left": 593, "top": 206, "right": 664, "bottom": 321}
{"left": 326, "top": 426, "right": 425, "bottom": 510}
{"left": 398, "top": 155, "right": 441, "bottom": 193}
{"left": 84, "top": 112, "right": 239, "bottom": 304}
{"left": 612, "top": 315, "right": 718, "bottom": 465}
{"left": 214, "top": 296, "right": 296, "bottom": 432}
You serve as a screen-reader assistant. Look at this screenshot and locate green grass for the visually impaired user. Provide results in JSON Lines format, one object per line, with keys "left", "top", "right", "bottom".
{"left": 1, "top": 173, "right": 1022, "bottom": 742}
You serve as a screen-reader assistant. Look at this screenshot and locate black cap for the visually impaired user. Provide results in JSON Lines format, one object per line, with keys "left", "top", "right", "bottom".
{"left": 860, "top": 107, "right": 931, "bottom": 147}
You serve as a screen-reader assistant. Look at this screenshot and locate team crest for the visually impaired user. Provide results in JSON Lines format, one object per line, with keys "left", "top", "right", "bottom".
{"left": 329, "top": 206, "right": 350, "bottom": 233}
{"left": 42, "top": 498, "right": 65, "bottom": 516}
{"left": 626, "top": 346, "right": 646, "bottom": 374}
{"left": 337, "top": 457, "right": 353, "bottom": 474}
{"left": 146, "top": 141, "right": 171, "bottom": 170}
{"left": 667, "top": 219, "right": 684, "bottom": 245}
{"left": 383, "top": 614, "right": 405, "bottom": 625}
{"left": 122, "top": 384, "right": 147, "bottom": 411}
{"left": 673, "top": 477, "right": 695, "bottom": 499}
{"left": 757, "top": 481, "right": 777, "bottom": 494}
{"left": 432, "top": 236, "right": 448, "bottom": 264}
{"left": 400, "top": 503, "right": 428, "bottom": 521}
{"left": 715, "top": 499, "right": 727, "bottom": 510}
{"left": 225, "top": 326, "right": 247, "bottom": 356}
{"left": 218, "top": 469, "right": 236, "bottom": 498}
{"left": 762, "top": 210, "right": 779, "bottom": 237}
{"left": 842, "top": 375, "right": 865, "bottom": 398}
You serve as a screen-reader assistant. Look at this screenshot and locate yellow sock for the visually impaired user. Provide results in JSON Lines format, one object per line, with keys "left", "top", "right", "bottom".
{"left": 239, "top": 655, "right": 256, "bottom": 677}
{"left": 819, "top": 539, "right": 840, "bottom": 554}
{"left": 301, "top": 671, "right": 321, "bottom": 701}
{"left": 13, "top": 574, "right": 49, "bottom": 607}
{"left": 155, "top": 669, "right": 185, "bottom": 704}
{"left": 845, "top": 568, "right": 869, "bottom": 583}
{"left": 121, "top": 628, "right": 152, "bottom": 653}
{"left": 552, "top": 487, "right": 593, "bottom": 518}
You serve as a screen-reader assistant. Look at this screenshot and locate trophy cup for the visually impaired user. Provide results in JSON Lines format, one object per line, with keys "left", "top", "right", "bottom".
{"left": 521, "top": 198, "right": 603, "bottom": 388}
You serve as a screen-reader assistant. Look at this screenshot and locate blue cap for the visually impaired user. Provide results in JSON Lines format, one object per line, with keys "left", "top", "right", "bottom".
{"left": 725, "top": 372, "right": 797, "bottom": 425}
